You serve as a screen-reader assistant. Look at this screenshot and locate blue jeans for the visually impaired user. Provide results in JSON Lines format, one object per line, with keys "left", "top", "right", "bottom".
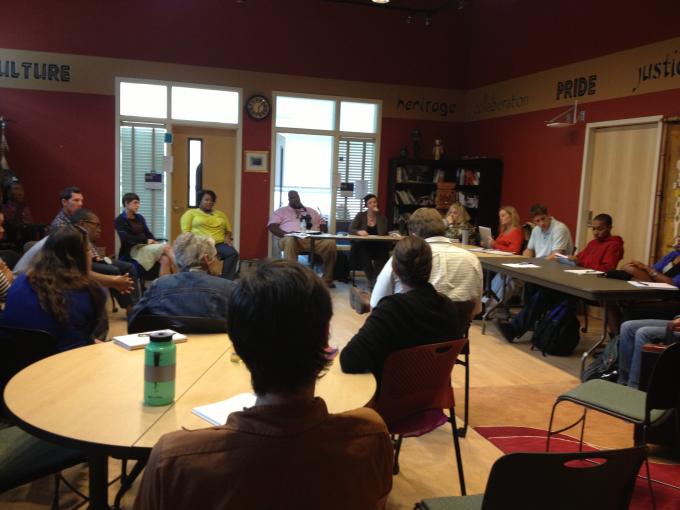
{"left": 215, "top": 243, "right": 239, "bottom": 280}
{"left": 617, "top": 319, "right": 678, "bottom": 389}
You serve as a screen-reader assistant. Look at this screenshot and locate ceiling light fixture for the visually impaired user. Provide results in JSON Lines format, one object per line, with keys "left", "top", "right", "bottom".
{"left": 372, "top": 0, "right": 390, "bottom": 4}
{"left": 406, "top": 13, "right": 415, "bottom": 24}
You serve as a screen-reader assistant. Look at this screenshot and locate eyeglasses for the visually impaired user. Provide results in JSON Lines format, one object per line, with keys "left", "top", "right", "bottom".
{"left": 82, "top": 220, "right": 101, "bottom": 228}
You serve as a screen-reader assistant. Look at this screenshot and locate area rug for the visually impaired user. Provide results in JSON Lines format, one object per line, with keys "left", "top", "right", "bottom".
{"left": 475, "top": 426, "right": 680, "bottom": 510}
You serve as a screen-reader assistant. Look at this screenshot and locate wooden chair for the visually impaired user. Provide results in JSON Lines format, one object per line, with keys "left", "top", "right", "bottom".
{"left": 367, "top": 339, "right": 468, "bottom": 495}
{"left": 128, "top": 314, "right": 228, "bottom": 334}
{"left": 416, "top": 447, "right": 646, "bottom": 510}
{"left": 546, "top": 342, "right": 680, "bottom": 510}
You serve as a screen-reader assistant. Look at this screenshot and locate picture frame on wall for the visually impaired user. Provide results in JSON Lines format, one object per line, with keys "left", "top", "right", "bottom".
{"left": 245, "top": 150, "right": 269, "bottom": 173}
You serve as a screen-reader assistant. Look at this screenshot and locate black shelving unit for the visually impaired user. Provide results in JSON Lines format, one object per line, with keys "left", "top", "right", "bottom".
{"left": 387, "top": 157, "right": 503, "bottom": 235}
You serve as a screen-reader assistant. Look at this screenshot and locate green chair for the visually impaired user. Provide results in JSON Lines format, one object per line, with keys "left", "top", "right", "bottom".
{"left": 546, "top": 341, "right": 680, "bottom": 510}
{"left": 416, "top": 447, "right": 646, "bottom": 510}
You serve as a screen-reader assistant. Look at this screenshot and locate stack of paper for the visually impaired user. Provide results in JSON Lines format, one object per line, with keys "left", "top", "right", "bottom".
{"left": 192, "top": 393, "right": 257, "bottom": 426}
{"left": 628, "top": 281, "right": 677, "bottom": 290}
{"left": 112, "top": 330, "right": 187, "bottom": 350}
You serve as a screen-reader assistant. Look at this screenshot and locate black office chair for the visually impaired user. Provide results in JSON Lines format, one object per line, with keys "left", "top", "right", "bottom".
{"left": 416, "top": 447, "right": 646, "bottom": 510}
{"left": 0, "top": 326, "right": 89, "bottom": 509}
{"left": 128, "top": 314, "right": 228, "bottom": 334}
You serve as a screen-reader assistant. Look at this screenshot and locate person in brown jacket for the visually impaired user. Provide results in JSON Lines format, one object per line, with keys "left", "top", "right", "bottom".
{"left": 134, "top": 259, "right": 393, "bottom": 510}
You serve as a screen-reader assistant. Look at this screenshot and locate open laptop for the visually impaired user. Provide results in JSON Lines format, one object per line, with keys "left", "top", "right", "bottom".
{"left": 478, "top": 226, "right": 492, "bottom": 248}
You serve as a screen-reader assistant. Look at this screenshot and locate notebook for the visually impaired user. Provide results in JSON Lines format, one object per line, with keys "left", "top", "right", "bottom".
{"left": 478, "top": 226, "right": 492, "bottom": 248}
{"left": 192, "top": 393, "right": 257, "bottom": 426}
{"left": 112, "top": 330, "right": 188, "bottom": 350}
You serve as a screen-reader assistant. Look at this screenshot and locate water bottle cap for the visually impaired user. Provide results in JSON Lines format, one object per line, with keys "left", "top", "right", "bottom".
{"left": 149, "top": 330, "right": 174, "bottom": 342}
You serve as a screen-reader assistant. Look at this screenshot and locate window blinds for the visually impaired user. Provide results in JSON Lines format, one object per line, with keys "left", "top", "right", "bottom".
{"left": 335, "top": 138, "right": 376, "bottom": 223}
{"left": 119, "top": 125, "right": 167, "bottom": 239}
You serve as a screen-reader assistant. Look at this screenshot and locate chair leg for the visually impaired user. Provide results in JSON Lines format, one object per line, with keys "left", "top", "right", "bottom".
{"left": 458, "top": 352, "right": 470, "bottom": 438}
{"left": 577, "top": 409, "right": 588, "bottom": 452}
{"left": 546, "top": 401, "right": 588, "bottom": 452}
{"left": 393, "top": 435, "right": 403, "bottom": 475}
{"left": 110, "top": 290, "right": 118, "bottom": 313}
{"left": 581, "top": 302, "right": 589, "bottom": 333}
{"left": 546, "top": 400, "right": 559, "bottom": 451}
{"left": 641, "top": 427, "right": 657, "bottom": 510}
{"left": 449, "top": 407, "right": 466, "bottom": 496}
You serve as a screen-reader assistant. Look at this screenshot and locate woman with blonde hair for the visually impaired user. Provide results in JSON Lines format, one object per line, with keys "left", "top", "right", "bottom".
{"left": 444, "top": 202, "right": 477, "bottom": 245}
{"left": 488, "top": 205, "right": 523, "bottom": 254}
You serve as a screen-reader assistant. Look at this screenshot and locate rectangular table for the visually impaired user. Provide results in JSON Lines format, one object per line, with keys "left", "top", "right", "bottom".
{"left": 285, "top": 232, "right": 402, "bottom": 268}
{"left": 479, "top": 257, "right": 679, "bottom": 373}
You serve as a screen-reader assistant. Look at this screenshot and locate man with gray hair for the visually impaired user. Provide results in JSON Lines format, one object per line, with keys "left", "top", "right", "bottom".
{"left": 370, "top": 207, "right": 482, "bottom": 315}
{"left": 128, "top": 232, "right": 235, "bottom": 326}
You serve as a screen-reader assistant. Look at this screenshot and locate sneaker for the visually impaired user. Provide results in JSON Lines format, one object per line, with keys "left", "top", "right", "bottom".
{"left": 495, "top": 319, "right": 517, "bottom": 342}
{"left": 350, "top": 286, "right": 370, "bottom": 314}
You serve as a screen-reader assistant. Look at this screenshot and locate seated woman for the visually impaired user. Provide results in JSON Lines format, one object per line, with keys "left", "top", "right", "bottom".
{"left": 349, "top": 193, "right": 389, "bottom": 289}
{"left": 1, "top": 225, "right": 106, "bottom": 351}
{"left": 487, "top": 206, "right": 523, "bottom": 253}
{"left": 180, "top": 189, "right": 239, "bottom": 280}
{"left": 444, "top": 202, "right": 477, "bottom": 245}
{"left": 487, "top": 206, "right": 524, "bottom": 305}
{"left": 115, "top": 192, "right": 175, "bottom": 278}
{"left": 340, "top": 236, "right": 461, "bottom": 378}
{"left": 128, "top": 232, "right": 236, "bottom": 326}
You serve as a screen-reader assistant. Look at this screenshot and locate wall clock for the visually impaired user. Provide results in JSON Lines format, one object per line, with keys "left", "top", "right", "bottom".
{"left": 245, "top": 95, "right": 271, "bottom": 120}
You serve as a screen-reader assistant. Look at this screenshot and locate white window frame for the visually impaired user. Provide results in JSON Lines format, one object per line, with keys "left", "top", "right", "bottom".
{"left": 269, "top": 91, "right": 382, "bottom": 239}
{"left": 115, "top": 77, "right": 243, "bottom": 249}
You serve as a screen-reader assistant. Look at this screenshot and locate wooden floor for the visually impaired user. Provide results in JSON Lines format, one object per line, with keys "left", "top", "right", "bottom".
{"left": 0, "top": 280, "right": 674, "bottom": 509}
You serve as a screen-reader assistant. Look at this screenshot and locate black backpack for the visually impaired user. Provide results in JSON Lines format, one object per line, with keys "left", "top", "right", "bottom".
{"left": 581, "top": 335, "right": 619, "bottom": 382}
{"left": 531, "top": 299, "right": 580, "bottom": 356}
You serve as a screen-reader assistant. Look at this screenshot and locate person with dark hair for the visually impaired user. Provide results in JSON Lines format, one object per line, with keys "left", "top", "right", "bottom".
{"left": 349, "top": 193, "right": 389, "bottom": 288}
{"left": 268, "top": 190, "right": 337, "bottom": 288}
{"left": 1, "top": 225, "right": 106, "bottom": 351}
{"left": 73, "top": 208, "right": 139, "bottom": 311}
{"left": 128, "top": 232, "right": 234, "bottom": 326}
{"left": 3, "top": 182, "right": 33, "bottom": 226}
{"left": 341, "top": 236, "right": 462, "bottom": 377}
{"left": 115, "top": 192, "right": 175, "bottom": 277}
{"left": 370, "top": 207, "right": 482, "bottom": 314}
{"left": 134, "top": 259, "right": 393, "bottom": 510}
{"left": 49, "top": 186, "right": 83, "bottom": 230}
{"left": 548, "top": 213, "right": 623, "bottom": 271}
{"left": 180, "top": 189, "right": 239, "bottom": 279}
{"left": 523, "top": 203, "right": 573, "bottom": 257}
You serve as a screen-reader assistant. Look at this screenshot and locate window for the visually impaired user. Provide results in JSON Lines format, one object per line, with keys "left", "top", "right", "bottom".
{"left": 275, "top": 96, "right": 335, "bottom": 130}
{"left": 339, "top": 101, "right": 378, "bottom": 133}
{"left": 119, "top": 125, "right": 167, "bottom": 239}
{"left": 171, "top": 86, "right": 239, "bottom": 124}
{"left": 120, "top": 82, "right": 167, "bottom": 119}
{"left": 336, "top": 139, "right": 376, "bottom": 223}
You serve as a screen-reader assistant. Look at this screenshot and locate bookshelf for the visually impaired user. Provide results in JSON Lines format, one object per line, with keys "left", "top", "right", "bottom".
{"left": 387, "top": 158, "right": 503, "bottom": 234}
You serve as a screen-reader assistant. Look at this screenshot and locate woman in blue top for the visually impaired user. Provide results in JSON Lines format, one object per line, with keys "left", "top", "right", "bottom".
{"left": 2, "top": 225, "right": 106, "bottom": 351}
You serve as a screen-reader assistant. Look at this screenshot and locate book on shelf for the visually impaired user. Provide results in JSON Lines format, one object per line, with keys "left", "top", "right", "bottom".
{"left": 458, "top": 191, "right": 480, "bottom": 209}
{"left": 456, "top": 168, "right": 481, "bottom": 185}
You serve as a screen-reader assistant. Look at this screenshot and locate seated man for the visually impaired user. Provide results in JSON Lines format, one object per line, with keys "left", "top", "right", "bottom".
{"left": 73, "top": 208, "right": 139, "bottom": 311}
{"left": 548, "top": 214, "right": 623, "bottom": 271}
{"left": 133, "top": 259, "right": 393, "bottom": 510}
{"left": 128, "top": 232, "right": 235, "bottom": 326}
{"left": 496, "top": 203, "right": 575, "bottom": 342}
{"left": 49, "top": 186, "right": 83, "bottom": 231}
{"left": 618, "top": 316, "right": 680, "bottom": 389}
{"left": 370, "top": 207, "right": 483, "bottom": 315}
{"left": 268, "top": 190, "right": 337, "bottom": 288}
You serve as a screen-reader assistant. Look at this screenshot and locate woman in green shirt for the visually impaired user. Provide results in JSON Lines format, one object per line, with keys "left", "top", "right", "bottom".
{"left": 180, "top": 189, "right": 239, "bottom": 279}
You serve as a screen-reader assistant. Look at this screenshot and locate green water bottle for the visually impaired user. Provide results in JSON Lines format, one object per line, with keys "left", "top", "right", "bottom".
{"left": 144, "top": 331, "right": 176, "bottom": 406}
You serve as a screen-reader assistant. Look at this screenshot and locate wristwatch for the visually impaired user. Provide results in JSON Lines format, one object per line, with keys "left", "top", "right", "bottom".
{"left": 649, "top": 270, "right": 658, "bottom": 278}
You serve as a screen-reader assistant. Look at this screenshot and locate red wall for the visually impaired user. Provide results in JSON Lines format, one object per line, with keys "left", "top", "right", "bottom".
{"left": 0, "top": 88, "right": 116, "bottom": 247}
{"left": 464, "top": 88, "right": 680, "bottom": 233}
{"left": 466, "top": 0, "right": 680, "bottom": 87}
{"left": 2, "top": 0, "right": 468, "bottom": 89}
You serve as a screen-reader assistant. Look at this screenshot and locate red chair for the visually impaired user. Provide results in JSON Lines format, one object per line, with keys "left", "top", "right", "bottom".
{"left": 367, "top": 339, "right": 468, "bottom": 495}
